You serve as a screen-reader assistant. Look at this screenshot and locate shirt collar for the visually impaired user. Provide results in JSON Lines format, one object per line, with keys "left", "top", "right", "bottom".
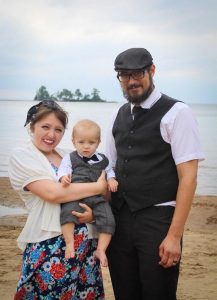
{"left": 77, "top": 151, "right": 98, "bottom": 159}
{"left": 131, "top": 88, "right": 162, "bottom": 112}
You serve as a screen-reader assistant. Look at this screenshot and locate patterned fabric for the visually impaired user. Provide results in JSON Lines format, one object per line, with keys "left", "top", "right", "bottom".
{"left": 14, "top": 224, "right": 104, "bottom": 300}
{"left": 50, "top": 161, "right": 59, "bottom": 176}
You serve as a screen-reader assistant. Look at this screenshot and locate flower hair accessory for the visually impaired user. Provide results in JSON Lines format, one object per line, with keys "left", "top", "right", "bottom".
{"left": 24, "top": 102, "right": 43, "bottom": 126}
{"left": 24, "top": 100, "right": 62, "bottom": 127}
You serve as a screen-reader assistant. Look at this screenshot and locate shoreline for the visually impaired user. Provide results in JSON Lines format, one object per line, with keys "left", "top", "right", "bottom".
{"left": 0, "top": 177, "right": 217, "bottom": 300}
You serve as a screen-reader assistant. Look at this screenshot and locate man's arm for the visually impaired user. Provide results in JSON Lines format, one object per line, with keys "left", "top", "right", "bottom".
{"left": 159, "top": 159, "right": 198, "bottom": 268}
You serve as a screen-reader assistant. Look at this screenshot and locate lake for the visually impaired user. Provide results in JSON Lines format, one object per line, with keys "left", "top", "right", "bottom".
{"left": 0, "top": 100, "right": 216, "bottom": 196}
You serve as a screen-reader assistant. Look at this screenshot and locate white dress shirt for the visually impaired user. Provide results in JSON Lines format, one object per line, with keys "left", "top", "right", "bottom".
{"left": 105, "top": 88, "right": 205, "bottom": 206}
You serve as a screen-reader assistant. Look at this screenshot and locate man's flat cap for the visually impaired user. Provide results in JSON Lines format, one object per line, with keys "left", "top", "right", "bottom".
{"left": 114, "top": 48, "right": 153, "bottom": 71}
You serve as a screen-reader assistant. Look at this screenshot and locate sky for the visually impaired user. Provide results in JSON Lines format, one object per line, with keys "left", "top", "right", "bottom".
{"left": 1, "top": 0, "right": 217, "bottom": 104}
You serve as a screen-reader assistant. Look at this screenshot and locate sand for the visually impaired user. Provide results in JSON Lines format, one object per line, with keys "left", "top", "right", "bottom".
{"left": 0, "top": 177, "right": 216, "bottom": 300}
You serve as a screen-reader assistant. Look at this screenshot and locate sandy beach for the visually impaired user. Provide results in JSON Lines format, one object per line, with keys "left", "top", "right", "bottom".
{"left": 0, "top": 177, "right": 216, "bottom": 300}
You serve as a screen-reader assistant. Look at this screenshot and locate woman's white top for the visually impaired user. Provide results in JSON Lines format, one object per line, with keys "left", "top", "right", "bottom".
{"left": 8, "top": 141, "right": 98, "bottom": 251}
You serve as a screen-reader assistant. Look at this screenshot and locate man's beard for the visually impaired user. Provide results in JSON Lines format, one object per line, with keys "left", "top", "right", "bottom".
{"left": 123, "top": 76, "right": 154, "bottom": 105}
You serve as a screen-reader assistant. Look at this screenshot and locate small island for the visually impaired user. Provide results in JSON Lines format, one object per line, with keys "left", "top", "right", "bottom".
{"left": 34, "top": 85, "right": 107, "bottom": 102}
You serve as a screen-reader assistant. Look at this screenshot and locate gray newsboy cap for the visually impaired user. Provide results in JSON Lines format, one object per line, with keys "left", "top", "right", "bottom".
{"left": 114, "top": 48, "right": 153, "bottom": 71}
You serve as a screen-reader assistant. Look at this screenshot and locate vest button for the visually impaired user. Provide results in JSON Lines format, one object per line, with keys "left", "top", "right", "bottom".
{"left": 130, "top": 130, "right": 134, "bottom": 134}
{"left": 128, "top": 145, "right": 132, "bottom": 149}
{"left": 124, "top": 159, "right": 128, "bottom": 163}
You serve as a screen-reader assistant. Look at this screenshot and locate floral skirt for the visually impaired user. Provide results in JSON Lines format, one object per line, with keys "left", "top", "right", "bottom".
{"left": 14, "top": 224, "right": 104, "bottom": 300}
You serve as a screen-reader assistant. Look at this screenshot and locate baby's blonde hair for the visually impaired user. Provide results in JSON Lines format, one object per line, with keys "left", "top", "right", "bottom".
{"left": 72, "top": 119, "right": 101, "bottom": 140}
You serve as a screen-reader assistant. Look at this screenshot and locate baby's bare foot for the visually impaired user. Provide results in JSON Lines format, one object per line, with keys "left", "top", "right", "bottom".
{"left": 65, "top": 243, "right": 75, "bottom": 259}
{"left": 95, "top": 248, "right": 108, "bottom": 267}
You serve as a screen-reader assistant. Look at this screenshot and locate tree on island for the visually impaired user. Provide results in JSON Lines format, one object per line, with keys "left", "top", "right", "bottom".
{"left": 74, "top": 89, "right": 83, "bottom": 101}
{"left": 34, "top": 86, "right": 50, "bottom": 101}
{"left": 34, "top": 85, "right": 106, "bottom": 102}
{"left": 90, "top": 88, "right": 101, "bottom": 101}
{"left": 56, "top": 89, "right": 74, "bottom": 102}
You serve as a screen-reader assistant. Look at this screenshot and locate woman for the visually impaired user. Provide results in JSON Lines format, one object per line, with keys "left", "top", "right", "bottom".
{"left": 8, "top": 100, "right": 107, "bottom": 299}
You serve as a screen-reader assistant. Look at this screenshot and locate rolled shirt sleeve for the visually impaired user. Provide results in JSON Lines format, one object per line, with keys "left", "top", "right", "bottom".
{"left": 160, "top": 102, "right": 205, "bottom": 165}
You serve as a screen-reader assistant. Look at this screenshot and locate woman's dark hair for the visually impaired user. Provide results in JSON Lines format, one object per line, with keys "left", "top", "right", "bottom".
{"left": 24, "top": 100, "right": 68, "bottom": 129}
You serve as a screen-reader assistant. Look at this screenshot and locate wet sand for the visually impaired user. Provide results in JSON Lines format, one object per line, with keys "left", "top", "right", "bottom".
{"left": 0, "top": 177, "right": 216, "bottom": 299}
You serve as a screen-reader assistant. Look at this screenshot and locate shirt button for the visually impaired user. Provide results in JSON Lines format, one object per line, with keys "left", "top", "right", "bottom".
{"left": 128, "top": 145, "right": 132, "bottom": 149}
{"left": 130, "top": 130, "right": 134, "bottom": 134}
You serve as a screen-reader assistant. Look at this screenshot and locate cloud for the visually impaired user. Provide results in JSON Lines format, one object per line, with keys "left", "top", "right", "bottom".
{"left": 0, "top": 0, "right": 217, "bottom": 103}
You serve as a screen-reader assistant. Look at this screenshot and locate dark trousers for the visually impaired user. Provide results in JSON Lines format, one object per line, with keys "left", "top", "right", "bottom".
{"left": 107, "top": 202, "right": 180, "bottom": 300}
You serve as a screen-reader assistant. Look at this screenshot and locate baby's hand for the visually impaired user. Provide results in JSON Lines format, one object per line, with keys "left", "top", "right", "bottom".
{"left": 108, "top": 177, "right": 118, "bottom": 192}
{"left": 61, "top": 174, "right": 71, "bottom": 187}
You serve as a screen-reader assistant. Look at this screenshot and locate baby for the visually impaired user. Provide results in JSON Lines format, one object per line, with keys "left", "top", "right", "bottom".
{"left": 58, "top": 119, "right": 118, "bottom": 267}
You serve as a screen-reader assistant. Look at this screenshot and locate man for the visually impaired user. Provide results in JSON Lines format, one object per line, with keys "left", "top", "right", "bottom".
{"left": 106, "top": 48, "right": 205, "bottom": 300}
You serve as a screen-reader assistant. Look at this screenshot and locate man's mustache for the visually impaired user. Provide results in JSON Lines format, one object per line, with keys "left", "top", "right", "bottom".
{"left": 127, "top": 84, "right": 142, "bottom": 90}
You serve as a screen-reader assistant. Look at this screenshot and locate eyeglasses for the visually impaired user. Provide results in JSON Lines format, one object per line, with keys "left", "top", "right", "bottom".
{"left": 117, "top": 70, "right": 146, "bottom": 82}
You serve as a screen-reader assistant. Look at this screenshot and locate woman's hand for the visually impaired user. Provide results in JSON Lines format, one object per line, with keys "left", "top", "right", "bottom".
{"left": 97, "top": 170, "right": 108, "bottom": 197}
{"left": 72, "top": 203, "right": 94, "bottom": 223}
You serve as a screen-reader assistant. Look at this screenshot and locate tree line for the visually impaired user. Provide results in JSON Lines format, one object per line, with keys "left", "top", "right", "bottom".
{"left": 34, "top": 85, "right": 106, "bottom": 102}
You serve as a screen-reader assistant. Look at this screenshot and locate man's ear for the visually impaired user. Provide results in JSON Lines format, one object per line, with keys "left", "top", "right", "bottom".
{"left": 150, "top": 64, "right": 156, "bottom": 77}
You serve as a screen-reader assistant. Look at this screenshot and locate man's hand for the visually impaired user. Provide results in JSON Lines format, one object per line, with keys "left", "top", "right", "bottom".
{"left": 158, "top": 234, "right": 181, "bottom": 268}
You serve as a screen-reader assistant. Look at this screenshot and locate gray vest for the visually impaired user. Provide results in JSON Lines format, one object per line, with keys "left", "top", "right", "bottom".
{"left": 69, "top": 151, "right": 109, "bottom": 183}
{"left": 111, "top": 94, "right": 179, "bottom": 212}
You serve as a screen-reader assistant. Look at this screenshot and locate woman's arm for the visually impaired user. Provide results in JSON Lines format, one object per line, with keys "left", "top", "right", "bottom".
{"left": 72, "top": 203, "right": 94, "bottom": 223}
{"left": 26, "top": 171, "right": 107, "bottom": 204}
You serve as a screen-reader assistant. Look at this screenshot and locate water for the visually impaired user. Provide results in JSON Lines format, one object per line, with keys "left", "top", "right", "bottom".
{"left": 0, "top": 100, "right": 216, "bottom": 196}
{"left": 0, "top": 205, "right": 27, "bottom": 217}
